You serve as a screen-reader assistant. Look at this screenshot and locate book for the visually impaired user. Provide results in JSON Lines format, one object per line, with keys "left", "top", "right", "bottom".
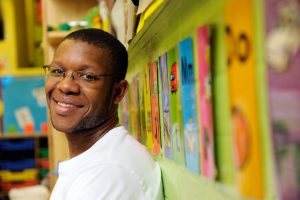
{"left": 197, "top": 25, "right": 216, "bottom": 179}
{"left": 143, "top": 64, "right": 154, "bottom": 151}
{"left": 150, "top": 61, "right": 161, "bottom": 155}
{"left": 224, "top": 0, "right": 264, "bottom": 197}
{"left": 129, "top": 75, "right": 142, "bottom": 141}
{"left": 137, "top": 70, "right": 147, "bottom": 146}
{"left": 178, "top": 37, "right": 200, "bottom": 175}
{"left": 158, "top": 52, "right": 173, "bottom": 160}
{"left": 168, "top": 47, "right": 185, "bottom": 166}
{"left": 119, "top": 87, "right": 130, "bottom": 131}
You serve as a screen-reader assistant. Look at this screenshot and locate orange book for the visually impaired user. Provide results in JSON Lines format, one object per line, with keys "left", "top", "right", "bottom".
{"left": 224, "top": 0, "right": 264, "bottom": 197}
{"left": 144, "top": 64, "right": 154, "bottom": 151}
{"left": 150, "top": 61, "right": 161, "bottom": 155}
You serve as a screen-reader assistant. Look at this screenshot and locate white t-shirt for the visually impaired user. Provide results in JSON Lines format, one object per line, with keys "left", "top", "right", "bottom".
{"left": 50, "top": 126, "right": 163, "bottom": 200}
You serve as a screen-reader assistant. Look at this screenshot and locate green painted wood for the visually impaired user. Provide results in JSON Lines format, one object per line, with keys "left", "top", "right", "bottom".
{"left": 210, "top": 15, "right": 236, "bottom": 186}
{"left": 155, "top": 156, "right": 242, "bottom": 200}
{"left": 252, "top": 0, "right": 278, "bottom": 199}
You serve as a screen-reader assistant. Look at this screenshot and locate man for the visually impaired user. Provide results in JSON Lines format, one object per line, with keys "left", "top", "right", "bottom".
{"left": 44, "top": 28, "right": 163, "bottom": 200}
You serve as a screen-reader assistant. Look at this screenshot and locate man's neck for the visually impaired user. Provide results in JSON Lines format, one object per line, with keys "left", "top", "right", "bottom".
{"left": 65, "top": 114, "right": 119, "bottom": 158}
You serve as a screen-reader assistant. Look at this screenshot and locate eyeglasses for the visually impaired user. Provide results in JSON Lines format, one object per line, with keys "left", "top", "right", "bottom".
{"left": 42, "top": 65, "right": 114, "bottom": 84}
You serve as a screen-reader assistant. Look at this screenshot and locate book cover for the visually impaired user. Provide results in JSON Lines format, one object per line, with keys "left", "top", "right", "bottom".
{"left": 150, "top": 61, "right": 161, "bottom": 155}
{"left": 137, "top": 70, "right": 147, "bottom": 146}
{"left": 197, "top": 25, "right": 216, "bottom": 179}
{"left": 119, "top": 89, "right": 130, "bottom": 131}
{"left": 143, "top": 63, "right": 154, "bottom": 151}
{"left": 179, "top": 37, "right": 200, "bottom": 175}
{"left": 158, "top": 52, "right": 173, "bottom": 160}
{"left": 168, "top": 47, "right": 185, "bottom": 166}
{"left": 224, "top": 0, "right": 264, "bottom": 197}
{"left": 265, "top": 0, "right": 300, "bottom": 199}
{"left": 129, "top": 75, "right": 142, "bottom": 141}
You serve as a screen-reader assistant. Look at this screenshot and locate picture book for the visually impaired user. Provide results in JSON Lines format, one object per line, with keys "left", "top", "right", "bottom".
{"left": 120, "top": 86, "right": 130, "bottom": 131}
{"left": 179, "top": 37, "right": 200, "bottom": 175}
{"left": 158, "top": 52, "right": 173, "bottom": 160}
{"left": 224, "top": 0, "right": 264, "bottom": 197}
{"left": 197, "top": 25, "right": 215, "bottom": 179}
{"left": 143, "top": 63, "right": 154, "bottom": 151}
{"left": 137, "top": 70, "right": 147, "bottom": 146}
{"left": 129, "top": 75, "right": 142, "bottom": 142}
{"left": 265, "top": 0, "right": 300, "bottom": 199}
{"left": 168, "top": 47, "right": 185, "bottom": 166}
{"left": 150, "top": 61, "right": 161, "bottom": 155}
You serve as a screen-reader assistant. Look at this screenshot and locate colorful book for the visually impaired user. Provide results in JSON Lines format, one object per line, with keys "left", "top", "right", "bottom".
{"left": 197, "top": 25, "right": 216, "bottom": 179}
{"left": 224, "top": 0, "right": 264, "bottom": 197}
{"left": 168, "top": 47, "right": 185, "bottom": 166}
{"left": 129, "top": 75, "right": 142, "bottom": 142}
{"left": 143, "top": 64, "right": 154, "bottom": 151}
{"left": 158, "top": 52, "right": 173, "bottom": 160}
{"left": 179, "top": 37, "right": 200, "bottom": 175}
{"left": 137, "top": 70, "right": 147, "bottom": 146}
{"left": 119, "top": 91, "right": 130, "bottom": 130}
{"left": 150, "top": 61, "right": 161, "bottom": 155}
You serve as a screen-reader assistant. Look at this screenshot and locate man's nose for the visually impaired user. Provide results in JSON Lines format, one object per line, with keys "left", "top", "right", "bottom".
{"left": 56, "top": 74, "right": 80, "bottom": 94}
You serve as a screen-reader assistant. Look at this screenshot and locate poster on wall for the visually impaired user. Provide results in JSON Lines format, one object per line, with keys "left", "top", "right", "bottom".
{"left": 179, "top": 37, "right": 200, "bottom": 175}
{"left": 196, "top": 25, "right": 216, "bottom": 179}
{"left": 265, "top": 0, "right": 300, "bottom": 199}
{"left": 3, "top": 77, "right": 47, "bottom": 134}
{"left": 224, "top": 0, "right": 264, "bottom": 197}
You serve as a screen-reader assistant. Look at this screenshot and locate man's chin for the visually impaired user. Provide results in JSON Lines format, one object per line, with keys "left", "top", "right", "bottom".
{"left": 50, "top": 120, "right": 76, "bottom": 133}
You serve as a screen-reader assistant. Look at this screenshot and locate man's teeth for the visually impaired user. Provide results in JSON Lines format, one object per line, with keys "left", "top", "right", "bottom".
{"left": 57, "top": 101, "right": 76, "bottom": 108}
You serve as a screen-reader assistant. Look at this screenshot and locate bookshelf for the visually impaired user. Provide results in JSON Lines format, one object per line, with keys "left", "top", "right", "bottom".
{"left": 125, "top": 0, "right": 277, "bottom": 199}
{"left": 0, "top": 0, "right": 48, "bottom": 197}
{"left": 125, "top": 0, "right": 241, "bottom": 199}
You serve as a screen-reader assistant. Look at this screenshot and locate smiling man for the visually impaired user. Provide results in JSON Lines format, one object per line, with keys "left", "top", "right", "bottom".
{"left": 45, "top": 28, "right": 163, "bottom": 200}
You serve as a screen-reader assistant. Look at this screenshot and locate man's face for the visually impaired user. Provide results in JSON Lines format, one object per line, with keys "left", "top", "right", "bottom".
{"left": 45, "top": 39, "right": 115, "bottom": 133}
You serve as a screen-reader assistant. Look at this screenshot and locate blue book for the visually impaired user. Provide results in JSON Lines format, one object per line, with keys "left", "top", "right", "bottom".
{"left": 158, "top": 53, "right": 174, "bottom": 160}
{"left": 179, "top": 37, "right": 200, "bottom": 175}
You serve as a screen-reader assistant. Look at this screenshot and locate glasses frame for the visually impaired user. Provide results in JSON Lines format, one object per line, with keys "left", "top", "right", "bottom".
{"left": 42, "top": 65, "right": 115, "bottom": 83}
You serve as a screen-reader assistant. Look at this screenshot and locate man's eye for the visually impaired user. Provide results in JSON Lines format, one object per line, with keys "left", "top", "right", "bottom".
{"left": 79, "top": 73, "right": 96, "bottom": 82}
{"left": 50, "top": 68, "right": 64, "bottom": 75}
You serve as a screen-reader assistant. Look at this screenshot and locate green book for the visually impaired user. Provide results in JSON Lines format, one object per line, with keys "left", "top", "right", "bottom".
{"left": 168, "top": 47, "right": 185, "bottom": 166}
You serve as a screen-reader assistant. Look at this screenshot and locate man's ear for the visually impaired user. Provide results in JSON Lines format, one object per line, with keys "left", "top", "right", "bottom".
{"left": 113, "top": 79, "right": 128, "bottom": 104}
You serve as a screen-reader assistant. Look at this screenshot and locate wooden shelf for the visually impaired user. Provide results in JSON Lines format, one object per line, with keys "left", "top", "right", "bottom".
{"left": 0, "top": 67, "right": 44, "bottom": 77}
{"left": 127, "top": 0, "right": 226, "bottom": 75}
{"left": 47, "top": 30, "right": 71, "bottom": 46}
{"left": 128, "top": 0, "right": 226, "bottom": 60}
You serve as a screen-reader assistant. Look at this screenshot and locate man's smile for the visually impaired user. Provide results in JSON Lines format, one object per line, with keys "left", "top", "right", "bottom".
{"left": 51, "top": 97, "right": 84, "bottom": 115}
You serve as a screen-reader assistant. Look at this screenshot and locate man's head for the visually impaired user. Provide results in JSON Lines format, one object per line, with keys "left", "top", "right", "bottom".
{"left": 44, "top": 28, "right": 128, "bottom": 134}
{"left": 63, "top": 28, "right": 128, "bottom": 81}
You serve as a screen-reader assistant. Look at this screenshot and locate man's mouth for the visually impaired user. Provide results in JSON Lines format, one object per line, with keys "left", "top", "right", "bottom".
{"left": 52, "top": 98, "right": 84, "bottom": 115}
{"left": 57, "top": 101, "right": 79, "bottom": 108}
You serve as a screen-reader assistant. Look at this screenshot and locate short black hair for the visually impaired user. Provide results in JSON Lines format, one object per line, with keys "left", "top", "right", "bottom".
{"left": 63, "top": 28, "right": 128, "bottom": 81}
